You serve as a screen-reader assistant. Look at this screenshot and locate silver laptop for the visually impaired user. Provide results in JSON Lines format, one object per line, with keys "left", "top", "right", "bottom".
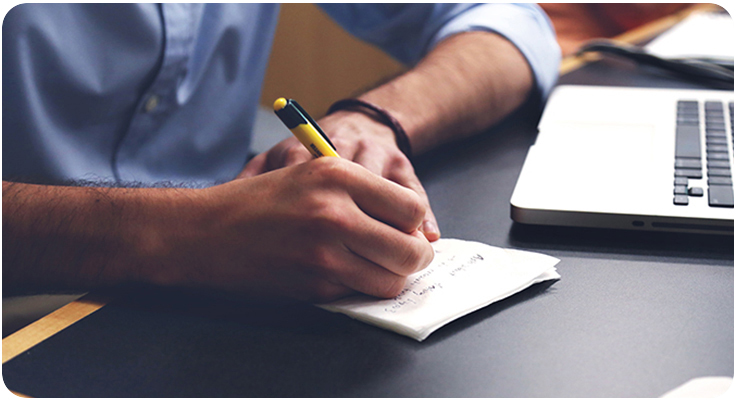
{"left": 510, "top": 85, "right": 734, "bottom": 235}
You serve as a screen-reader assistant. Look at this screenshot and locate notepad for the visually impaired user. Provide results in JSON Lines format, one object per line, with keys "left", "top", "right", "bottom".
{"left": 317, "top": 238, "right": 560, "bottom": 341}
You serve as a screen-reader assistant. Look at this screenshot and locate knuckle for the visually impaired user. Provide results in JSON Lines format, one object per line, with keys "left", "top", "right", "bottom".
{"left": 330, "top": 137, "right": 352, "bottom": 153}
{"left": 420, "top": 241, "right": 435, "bottom": 269}
{"left": 307, "top": 244, "right": 336, "bottom": 272}
{"left": 311, "top": 157, "right": 348, "bottom": 181}
{"left": 405, "top": 191, "right": 427, "bottom": 226}
{"left": 309, "top": 201, "right": 353, "bottom": 235}
{"left": 356, "top": 138, "right": 379, "bottom": 153}
{"left": 399, "top": 240, "right": 433, "bottom": 275}
{"left": 398, "top": 245, "right": 424, "bottom": 274}
{"left": 391, "top": 154, "right": 413, "bottom": 171}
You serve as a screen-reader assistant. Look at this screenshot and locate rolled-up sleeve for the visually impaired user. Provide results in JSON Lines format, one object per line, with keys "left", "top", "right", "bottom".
{"left": 318, "top": 3, "right": 561, "bottom": 101}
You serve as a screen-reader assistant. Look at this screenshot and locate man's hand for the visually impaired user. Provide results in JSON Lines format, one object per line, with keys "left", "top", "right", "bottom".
{"left": 165, "top": 157, "right": 434, "bottom": 302}
{"left": 239, "top": 111, "right": 440, "bottom": 242}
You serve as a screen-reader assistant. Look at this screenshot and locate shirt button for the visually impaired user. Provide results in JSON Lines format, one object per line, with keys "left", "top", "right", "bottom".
{"left": 144, "top": 95, "right": 159, "bottom": 113}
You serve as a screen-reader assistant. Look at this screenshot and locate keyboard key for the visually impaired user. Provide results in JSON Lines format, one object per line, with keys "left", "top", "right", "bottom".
{"left": 688, "top": 187, "right": 704, "bottom": 197}
{"left": 708, "top": 160, "right": 731, "bottom": 169}
{"left": 677, "top": 118, "right": 699, "bottom": 126}
{"left": 678, "top": 107, "right": 699, "bottom": 114}
{"left": 675, "top": 158, "right": 701, "bottom": 169}
{"left": 678, "top": 108, "right": 699, "bottom": 115}
{"left": 707, "top": 138, "right": 729, "bottom": 147}
{"left": 706, "top": 123, "right": 726, "bottom": 131}
{"left": 705, "top": 117, "right": 725, "bottom": 125}
{"left": 675, "top": 168, "right": 703, "bottom": 178}
{"left": 674, "top": 195, "right": 689, "bottom": 205}
{"left": 708, "top": 185, "right": 734, "bottom": 207}
{"left": 674, "top": 185, "right": 688, "bottom": 195}
{"left": 707, "top": 153, "right": 730, "bottom": 161}
{"left": 708, "top": 168, "right": 732, "bottom": 177}
{"left": 706, "top": 144, "right": 729, "bottom": 153}
{"left": 709, "top": 177, "right": 733, "bottom": 185}
{"left": 675, "top": 125, "right": 701, "bottom": 158}
{"left": 674, "top": 176, "right": 688, "bottom": 186}
{"left": 706, "top": 130, "right": 727, "bottom": 138}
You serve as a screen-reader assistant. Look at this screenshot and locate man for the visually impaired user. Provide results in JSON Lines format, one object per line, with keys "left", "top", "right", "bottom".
{"left": 3, "top": 4, "right": 560, "bottom": 302}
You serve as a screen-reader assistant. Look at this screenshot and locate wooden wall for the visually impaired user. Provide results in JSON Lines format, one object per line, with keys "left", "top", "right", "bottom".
{"left": 259, "top": 3, "right": 406, "bottom": 118}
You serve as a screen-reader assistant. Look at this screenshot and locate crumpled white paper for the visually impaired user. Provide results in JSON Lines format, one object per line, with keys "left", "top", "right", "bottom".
{"left": 318, "top": 238, "right": 560, "bottom": 341}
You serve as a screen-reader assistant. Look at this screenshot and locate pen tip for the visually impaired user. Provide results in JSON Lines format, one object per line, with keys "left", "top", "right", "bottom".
{"left": 273, "top": 97, "right": 288, "bottom": 111}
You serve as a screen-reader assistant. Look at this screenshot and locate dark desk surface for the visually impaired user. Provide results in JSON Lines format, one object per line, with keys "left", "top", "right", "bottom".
{"left": 3, "top": 57, "right": 733, "bottom": 397}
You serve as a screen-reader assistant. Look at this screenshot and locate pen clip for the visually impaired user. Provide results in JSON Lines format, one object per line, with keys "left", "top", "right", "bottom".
{"left": 290, "top": 100, "right": 337, "bottom": 152}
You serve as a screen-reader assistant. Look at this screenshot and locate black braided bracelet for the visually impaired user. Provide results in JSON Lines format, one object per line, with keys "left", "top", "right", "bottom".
{"left": 326, "top": 98, "right": 412, "bottom": 161}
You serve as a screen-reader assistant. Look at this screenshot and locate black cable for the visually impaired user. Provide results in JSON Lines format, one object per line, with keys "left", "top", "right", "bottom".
{"left": 577, "top": 40, "right": 734, "bottom": 89}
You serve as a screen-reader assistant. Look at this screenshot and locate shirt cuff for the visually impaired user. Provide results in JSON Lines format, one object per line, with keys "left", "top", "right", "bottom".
{"left": 429, "top": 3, "right": 561, "bottom": 102}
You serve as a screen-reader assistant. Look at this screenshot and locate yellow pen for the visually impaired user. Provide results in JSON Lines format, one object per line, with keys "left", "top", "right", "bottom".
{"left": 273, "top": 97, "right": 340, "bottom": 158}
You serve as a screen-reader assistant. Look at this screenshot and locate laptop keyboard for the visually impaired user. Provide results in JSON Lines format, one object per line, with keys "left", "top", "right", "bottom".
{"left": 674, "top": 100, "right": 734, "bottom": 207}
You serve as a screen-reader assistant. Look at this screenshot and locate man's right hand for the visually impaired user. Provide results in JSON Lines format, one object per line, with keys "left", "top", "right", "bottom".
{"left": 147, "top": 157, "right": 435, "bottom": 302}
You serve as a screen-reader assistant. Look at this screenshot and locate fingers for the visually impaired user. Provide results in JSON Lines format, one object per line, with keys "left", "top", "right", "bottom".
{"left": 385, "top": 159, "right": 441, "bottom": 242}
{"left": 266, "top": 139, "right": 311, "bottom": 169}
{"left": 343, "top": 220, "right": 434, "bottom": 277}
{"left": 298, "top": 159, "right": 434, "bottom": 298}
{"left": 353, "top": 145, "right": 441, "bottom": 242}
{"left": 329, "top": 248, "right": 409, "bottom": 299}
{"left": 314, "top": 230, "right": 431, "bottom": 299}
{"left": 348, "top": 136, "right": 440, "bottom": 241}
{"left": 259, "top": 214, "right": 428, "bottom": 300}
{"left": 239, "top": 152, "right": 268, "bottom": 178}
{"left": 238, "top": 137, "right": 313, "bottom": 178}
{"left": 317, "top": 159, "right": 426, "bottom": 234}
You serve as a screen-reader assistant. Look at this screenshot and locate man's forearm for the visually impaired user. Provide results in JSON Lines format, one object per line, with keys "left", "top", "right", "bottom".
{"left": 359, "top": 31, "right": 534, "bottom": 155}
{"left": 2, "top": 181, "right": 189, "bottom": 291}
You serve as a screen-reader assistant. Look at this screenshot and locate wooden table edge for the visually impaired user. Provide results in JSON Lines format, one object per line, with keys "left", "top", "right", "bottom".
{"left": 2, "top": 293, "right": 108, "bottom": 365}
{"left": 559, "top": 4, "right": 720, "bottom": 75}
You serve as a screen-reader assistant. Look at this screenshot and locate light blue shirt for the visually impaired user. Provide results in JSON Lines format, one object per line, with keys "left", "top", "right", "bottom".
{"left": 2, "top": 3, "right": 560, "bottom": 186}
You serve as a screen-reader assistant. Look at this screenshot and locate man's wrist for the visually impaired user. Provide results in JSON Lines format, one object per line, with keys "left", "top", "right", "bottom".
{"left": 129, "top": 187, "right": 212, "bottom": 288}
{"left": 318, "top": 110, "right": 400, "bottom": 152}
{"left": 327, "top": 98, "right": 413, "bottom": 160}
